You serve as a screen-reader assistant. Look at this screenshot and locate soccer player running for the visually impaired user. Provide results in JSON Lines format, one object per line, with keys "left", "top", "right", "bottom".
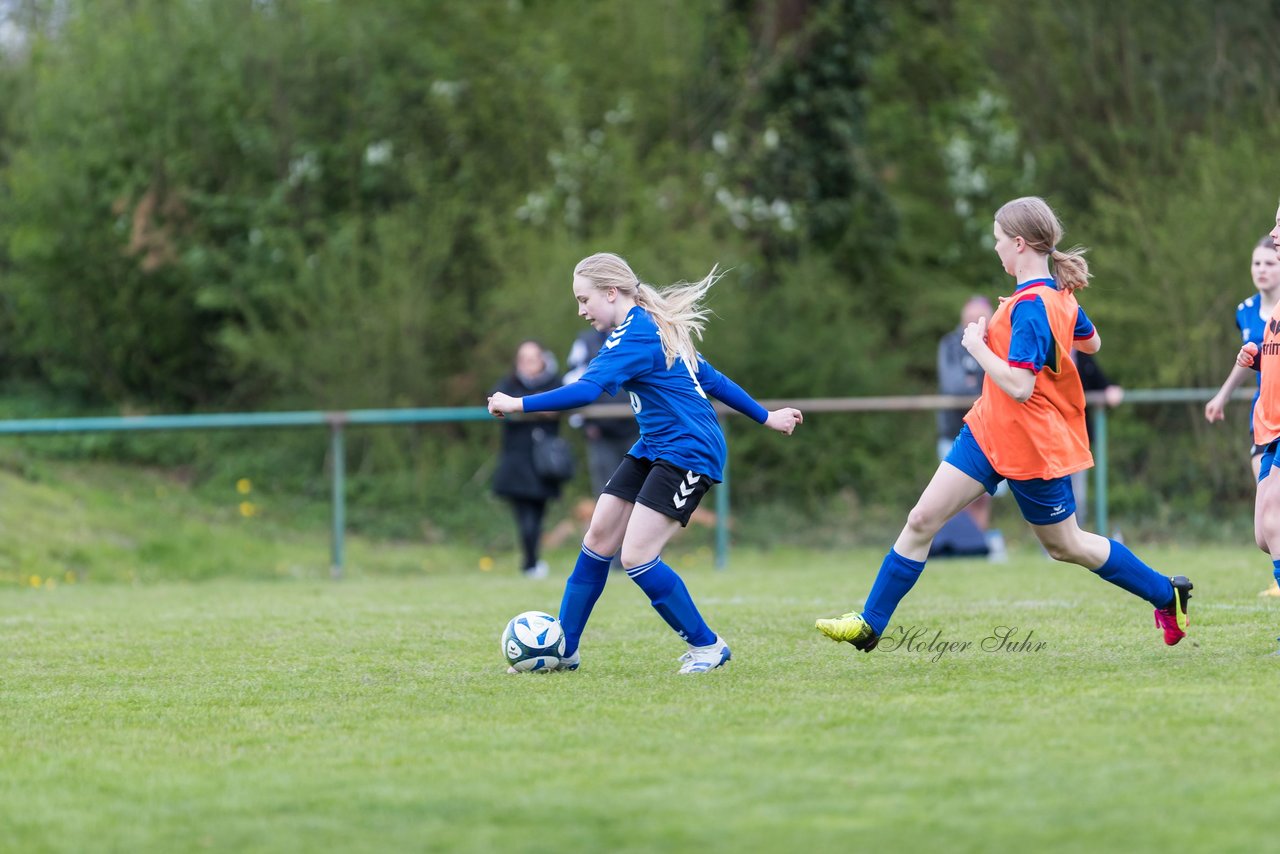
{"left": 1234, "top": 205, "right": 1280, "bottom": 615}
{"left": 816, "top": 196, "right": 1193, "bottom": 652}
{"left": 1204, "top": 235, "right": 1280, "bottom": 596}
{"left": 488, "top": 253, "right": 803, "bottom": 673}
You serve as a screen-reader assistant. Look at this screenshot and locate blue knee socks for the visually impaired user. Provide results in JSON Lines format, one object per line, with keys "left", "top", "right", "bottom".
{"left": 558, "top": 544, "right": 612, "bottom": 656}
{"left": 1093, "top": 540, "right": 1174, "bottom": 608}
{"left": 624, "top": 557, "right": 716, "bottom": 647}
{"left": 862, "top": 549, "right": 926, "bottom": 635}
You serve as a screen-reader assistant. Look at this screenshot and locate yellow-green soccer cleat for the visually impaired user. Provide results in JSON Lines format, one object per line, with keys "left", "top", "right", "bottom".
{"left": 815, "top": 611, "right": 881, "bottom": 652}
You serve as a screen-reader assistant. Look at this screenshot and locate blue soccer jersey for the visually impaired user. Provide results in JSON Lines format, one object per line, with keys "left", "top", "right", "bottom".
{"left": 1236, "top": 294, "right": 1266, "bottom": 432}
{"left": 579, "top": 307, "right": 730, "bottom": 480}
{"left": 1005, "top": 278, "right": 1096, "bottom": 372}
{"left": 1236, "top": 294, "right": 1267, "bottom": 351}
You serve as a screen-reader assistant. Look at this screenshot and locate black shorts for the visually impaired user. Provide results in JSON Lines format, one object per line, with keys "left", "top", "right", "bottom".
{"left": 1252, "top": 441, "right": 1268, "bottom": 458}
{"left": 602, "top": 455, "right": 717, "bottom": 526}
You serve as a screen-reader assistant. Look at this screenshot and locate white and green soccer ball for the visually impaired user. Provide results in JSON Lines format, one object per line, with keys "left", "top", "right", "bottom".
{"left": 501, "top": 611, "right": 565, "bottom": 672}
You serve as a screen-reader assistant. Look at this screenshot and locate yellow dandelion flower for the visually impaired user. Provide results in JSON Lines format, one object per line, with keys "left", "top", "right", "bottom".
{"left": 478, "top": 556, "right": 495, "bottom": 572}
{"left": 29, "top": 574, "right": 41, "bottom": 587}
{"left": 236, "top": 478, "right": 253, "bottom": 495}
{"left": 239, "top": 501, "right": 257, "bottom": 518}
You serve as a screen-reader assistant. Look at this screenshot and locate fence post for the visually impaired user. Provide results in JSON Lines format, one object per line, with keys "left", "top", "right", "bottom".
{"left": 1092, "top": 406, "right": 1108, "bottom": 536}
{"left": 328, "top": 418, "right": 346, "bottom": 578}
{"left": 715, "top": 416, "right": 730, "bottom": 570}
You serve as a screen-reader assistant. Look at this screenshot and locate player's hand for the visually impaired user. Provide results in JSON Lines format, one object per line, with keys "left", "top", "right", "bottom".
{"left": 961, "top": 316, "right": 988, "bottom": 353}
{"left": 1204, "top": 393, "right": 1227, "bottom": 423}
{"left": 487, "top": 392, "right": 522, "bottom": 418}
{"left": 1237, "top": 342, "right": 1259, "bottom": 369}
{"left": 765, "top": 407, "right": 803, "bottom": 435}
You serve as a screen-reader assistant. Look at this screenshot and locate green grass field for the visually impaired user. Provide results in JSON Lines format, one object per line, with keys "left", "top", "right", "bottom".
{"left": 2, "top": 462, "right": 1279, "bottom": 852}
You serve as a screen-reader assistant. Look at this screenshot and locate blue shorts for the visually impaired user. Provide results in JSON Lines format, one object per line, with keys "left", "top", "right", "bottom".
{"left": 944, "top": 425, "right": 1076, "bottom": 526}
{"left": 1259, "top": 440, "right": 1278, "bottom": 483}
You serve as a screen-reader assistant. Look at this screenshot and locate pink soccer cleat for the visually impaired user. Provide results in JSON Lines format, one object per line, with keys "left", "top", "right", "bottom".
{"left": 1153, "top": 576, "right": 1193, "bottom": 646}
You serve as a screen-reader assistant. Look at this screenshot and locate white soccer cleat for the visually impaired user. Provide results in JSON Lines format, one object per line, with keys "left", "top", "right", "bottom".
{"left": 677, "top": 635, "right": 731, "bottom": 674}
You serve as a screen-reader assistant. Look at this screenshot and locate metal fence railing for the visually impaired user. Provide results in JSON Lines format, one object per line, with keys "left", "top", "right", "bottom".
{"left": 0, "top": 387, "right": 1252, "bottom": 573}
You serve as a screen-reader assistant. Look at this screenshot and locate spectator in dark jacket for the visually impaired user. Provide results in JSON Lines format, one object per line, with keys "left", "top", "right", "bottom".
{"left": 492, "top": 340, "right": 564, "bottom": 578}
{"left": 564, "top": 327, "right": 641, "bottom": 496}
{"left": 1071, "top": 350, "right": 1123, "bottom": 529}
{"left": 937, "top": 296, "right": 998, "bottom": 531}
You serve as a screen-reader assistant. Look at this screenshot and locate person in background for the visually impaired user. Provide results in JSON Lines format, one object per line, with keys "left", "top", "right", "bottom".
{"left": 563, "top": 328, "right": 642, "bottom": 568}
{"left": 1205, "top": 235, "right": 1280, "bottom": 596}
{"left": 490, "top": 340, "right": 565, "bottom": 579}
{"left": 938, "top": 296, "right": 996, "bottom": 531}
{"left": 1071, "top": 350, "right": 1124, "bottom": 530}
{"left": 565, "top": 327, "right": 641, "bottom": 496}
{"left": 1234, "top": 207, "right": 1280, "bottom": 631}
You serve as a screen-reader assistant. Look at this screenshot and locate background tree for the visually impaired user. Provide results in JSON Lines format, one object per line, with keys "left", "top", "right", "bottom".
{"left": 0, "top": 0, "right": 1277, "bottom": 540}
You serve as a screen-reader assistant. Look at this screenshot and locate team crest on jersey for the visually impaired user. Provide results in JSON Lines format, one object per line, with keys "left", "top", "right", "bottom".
{"left": 628, "top": 391, "right": 642, "bottom": 414}
{"left": 1270, "top": 318, "right": 1280, "bottom": 336}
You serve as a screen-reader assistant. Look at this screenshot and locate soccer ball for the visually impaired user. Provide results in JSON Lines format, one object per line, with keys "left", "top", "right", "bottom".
{"left": 501, "top": 611, "right": 566, "bottom": 672}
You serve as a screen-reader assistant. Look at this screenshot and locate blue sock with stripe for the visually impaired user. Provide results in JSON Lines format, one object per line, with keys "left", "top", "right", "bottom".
{"left": 862, "top": 549, "right": 926, "bottom": 635}
{"left": 625, "top": 557, "right": 716, "bottom": 647}
{"left": 558, "top": 544, "right": 613, "bottom": 656}
{"left": 1093, "top": 540, "right": 1174, "bottom": 608}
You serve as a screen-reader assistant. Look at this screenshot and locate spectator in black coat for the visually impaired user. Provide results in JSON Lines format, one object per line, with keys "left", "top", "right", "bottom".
{"left": 491, "top": 340, "right": 564, "bottom": 578}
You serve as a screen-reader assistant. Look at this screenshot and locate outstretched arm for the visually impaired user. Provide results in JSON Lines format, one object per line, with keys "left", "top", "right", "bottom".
{"left": 697, "top": 364, "right": 769, "bottom": 423}
{"left": 697, "top": 359, "right": 803, "bottom": 435}
{"left": 487, "top": 380, "right": 603, "bottom": 418}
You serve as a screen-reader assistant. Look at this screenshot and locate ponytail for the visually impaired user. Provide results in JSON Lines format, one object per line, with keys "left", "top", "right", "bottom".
{"left": 1049, "top": 246, "right": 1091, "bottom": 293}
{"left": 634, "top": 267, "right": 723, "bottom": 368}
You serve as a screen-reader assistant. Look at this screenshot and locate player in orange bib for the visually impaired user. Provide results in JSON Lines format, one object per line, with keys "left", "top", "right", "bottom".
{"left": 1234, "top": 202, "right": 1280, "bottom": 612}
{"left": 817, "top": 196, "right": 1193, "bottom": 652}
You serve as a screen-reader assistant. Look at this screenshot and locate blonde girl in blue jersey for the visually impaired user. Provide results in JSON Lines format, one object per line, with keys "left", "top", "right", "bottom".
{"left": 488, "top": 252, "right": 803, "bottom": 673}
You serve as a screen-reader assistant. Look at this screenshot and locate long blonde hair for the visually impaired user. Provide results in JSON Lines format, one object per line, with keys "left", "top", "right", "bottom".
{"left": 573, "top": 252, "right": 723, "bottom": 368}
{"left": 995, "top": 196, "right": 1091, "bottom": 293}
